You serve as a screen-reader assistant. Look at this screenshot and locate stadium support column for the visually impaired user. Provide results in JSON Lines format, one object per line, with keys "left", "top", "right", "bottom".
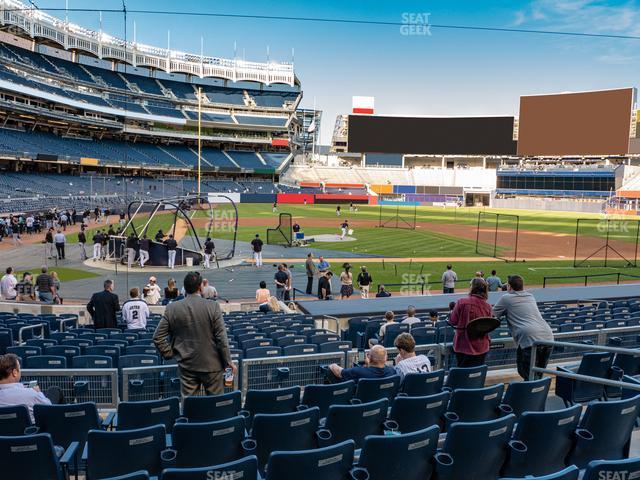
{"left": 197, "top": 86, "right": 202, "bottom": 204}
{"left": 483, "top": 157, "right": 486, "bottom": 168}
{"left": 441, "top": 156, "right": 445, "bottom": 168}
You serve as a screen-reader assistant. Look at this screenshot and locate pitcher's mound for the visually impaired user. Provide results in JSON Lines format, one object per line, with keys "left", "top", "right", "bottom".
{"left": 307, "top": 234, "right": 357, "bottom": 242}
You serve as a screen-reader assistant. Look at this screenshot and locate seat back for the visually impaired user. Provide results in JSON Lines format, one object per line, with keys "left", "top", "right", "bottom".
{"left": 182, "top": 391, "right": 242, "bottom": 423}
{"left": 500, "top": 466, "right": 579, "bottom": 480}
{"left": 44, "top": 345, "right": 81, "bottom": 364}
{"left": 0, "top": 433, "right": 60, "bottom": 480}
{"left": 583, "top": 458, "right": 640, "bottom": 480}
{"left": 7, "top": 345, "right": 41, "bottom": 360}
{"left": 439, "top": 415, "right": 516, "bottom": 479}
{"left": 172, "top": 416, "right": 246, "bottom": 468}
{"left": 117, "top": 397, "right": 180, "bottom": 433}
{"left": 354, "top": 375, "right": 401, "bottom": 403}
{"left": 444, "top": 365, "right": 487, "bottom": 390}
{"left": 252, "top": 408, "right": 320, "bottom": 468}
{"left": 318, "top": 341, "right": 352, "bottom": 353}
{"left": 357, "top": 425, "right": 439, "bottom": 480}
{"left": 389, "top": 391, "right": 450, "bottom": 433}
{"left": 0, "top": 405, "right": 32, "bottom": 435}
{"left": 85, "top": 345, "right": 121, "bottom": 368}
{"left": 265, "top": 440, "right": 355, "bottom": 480}
{"left": 33, "top": 402, "right": 101, "bottom": 450}
{"left": 300, "top": 381, "right": 356, "bottom": 418}
{"left": 324, "top": 398, "right": 388, "bottom": 448}
{"left": 161, "top": 456, "right": 259, "bottom": 480}
{"left": 24, "top": 355, "right": 67, "bottom": 369}
{"left": 409, "top": 327, "right": 437, "bottom": 345}
{"left": 382, "top": 323, "right": 410, "bottom": 347}
{"left": 244, "top": 346, "right": 282, "bottom": 359}
{"left": 447, "top": 383, "right": 505, "bottom": 422}
{"left": 502, "top": 377, "right": 551, "bottom": 417}
{"left": 87, "top": 425, "right": 166, "bottom": 478}
{"left": 503, "top": 405, "right": 582, "bottom": 478}
{"left": 118, "top": 354, "right": 160, "bottom": 368}
{"left": 71, "top": 355, "right": 113, "bottom": 368}
{"left": 243, "top": 386, "right": 301, "bottom": 420}
{"left": 401, "top": 370, "right": 445, "bottom": 396}
{"left": 568, "top": 395, "right": 640, "bottom": 468}
{"left": 613, "top": 351, "right": 640, "bottom": 377}
{"left": 574, "top": 352, "right": 615, "bottom": 402}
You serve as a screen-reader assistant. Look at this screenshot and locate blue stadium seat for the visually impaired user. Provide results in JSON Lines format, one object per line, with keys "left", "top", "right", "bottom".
{"left": 251, "top": 408, "right": 321, "bottom": 469}
{"left": 0, "top": 433, "right": 77, "bottom": 480}
{"left": 44, "top": 345, "right": 81, "bottom": 364}
{"left": 33, "top": 402, "right": 102, "bottom": 453}
{"left": 499, "top": 465, "right": 579, "bottom": 480}
{"left": 25, "top": 338, "right": 57, "bottom": 349}
{"left": 582, "top": 458, "right": 640, "bottom": 480}
{"left": 444, "top": 365, "right": 487, "bottom": 390}
{"left": 556, "top": 352, "right": 616, "bottom": 406}
{"left": 240, "top": 338, "right": 273, "bottom": 350}
{"left": 100, "top": 472, "right": 150, "bottom": 480}
{"left": 318, "top": 341, "right": 352, "bottom": 353}
{"left": 25, "top": 355, "right": 67, "bottom": 369}
{"left": 0, "top": 405, "right": 34, "bottom": 435}
{"left": 400, "top": 370, "right": 445, "bottom": 396}
{"left": 434, "top": 415, "right": 516, "bottom": 480}
{"left": 171, "top": 416, "right": 247, "bottom": 468}
{"left": 283, "top": 344, "right": 318, "bottom": 356}
{"left": 7, "top": 345, "right": 41, "bottom": 360}
{"left": 244, "top": 346, "right": 282, "bottom": 359}
{"left": 161, "top": 456, "right": 259, "bottom": 480}
{"left": 50, "top": 332, "right": 77, "bottom": 343}
{"left": 117, "top": 397, "right": 181, "bottom": 433}
{"left": 264, "top": 440, "right": 355, "bottom": 480}
{"left": 242, "top": 387, "right": 301, "bottom": 423}
{"left": 567, "top": 395, "right": 640, "bottom": 468}
{"left": 126, "top": 345, "right": 159, "bottom": 356}
{"left": 61, "top": 339, "right": 93, "bottom": 348}
{"left": 381, "top": 323, "right": 411, "bottom": 347}
{"left": 86, "top": 425, "right": 167, "bottom": 479}
{"left": 276, "top": 335, "right": 307, "bottom": 347}
{"left": 0, "top": 329, "right": 13, "bottom": 354}
{"left": 445, "top": 384, "right": 507, "bottom": 424}
{"left": 501, "top": 404, "right": 581, "bottom": 477}
{"left": 85, "top": 345, "right": 121, "bottom": 368}
{"left": 300, "top": 381, "right": 356, "bottom": 418}
{"left": 501, "top": 377, "right": 551, "bottom": 417}
{"left": 356, "top": 425, "right": 440, "bottom": 480}
{"left": 409, "top": 326, "right": 437, "bottom": 345}
{"left": 71, "top": 355, "right": 113, "bottom": 368}
{"left": 182, "top": 391, "right": 242, "bottom": 423}
{"left": 353, "top": 375, "right": 401, "bottom": 403}
{"left": 389, "top": 391, "right": 450, "bottom": 433}
{"left": 321, "top": 399, "right": 389, "bottom": 448}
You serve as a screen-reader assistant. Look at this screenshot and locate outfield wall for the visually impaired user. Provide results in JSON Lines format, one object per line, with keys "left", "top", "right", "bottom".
{"left": 491, "top": 196, "right": 603, "bottom": 213}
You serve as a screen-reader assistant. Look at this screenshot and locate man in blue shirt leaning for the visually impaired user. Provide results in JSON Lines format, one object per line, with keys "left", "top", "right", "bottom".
{"left": 327, "top": 344, "right": 395, "bottom": 382}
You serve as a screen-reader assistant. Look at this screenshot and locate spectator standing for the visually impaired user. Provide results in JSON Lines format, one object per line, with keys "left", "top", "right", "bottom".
{"left": 283, "top": 263, "right": 293, "bottom": 302}
{"left": 357, "top": 266, "right": 372, "bottom": 299}
{"left": 122, "top": 287, "right": 150, "bottom": 330}
{"left": 394, "top": 333, "right": 432, "bottom": 379}
{"left": 251, "top": 234, "right": 264, "bottom": 268}
{"left": 44, "top": 228, "right": 54, "bottom": 259}
{"left": 305, "top": 253, "right": 317, "bottom": 295}
{"left": 138, "top": 235, "right": 150, "bottom": 268}
{"left": 153, "top": 272, "right": 236, "bottom": 396}
{"left": 256, "top": 281, "right": 270, "bottom": 304}
{"left": 327, "top": 345, "right": 395, "bottom": 382}
{"left": 401, "top": 306, "right": 421, "bottom": 326}
{"left": 317, "top": 256, "right": 330, "bottom": 275}
{"left": 146, "top": 276, "right": 162, "bottom": 305}
{"left": 53, "top": 230, "right": 66, "bottom": 260}
{"left": 274, "top": 264, "right": 288, "bottom": 301}
{"left": 442, "top": 264, "right": 457, "bottom": 294}
{"left": 492, "top": 275, "right": 554, "bottom": 380}
{"left": 51, "top": 272, "right": 62, "bottom": 304}
{"left": 449, "top": 278, "right": 493, "bottom": 367}
{"left": 164, "top": 234, "right": 178, "bottom": 269}
{"left": 339, "top": 263, "right": 354, "bottom": 299}
{"left": 0, "top": 267, "right": 17, "bottom": 301}
{"left": 376, "top": 285, "right": 392, "bottom": 298}
{"left": 203, "top": 237, "right": 215, "bottom": 268}
{"left": 35, "top": 266, "right": 56, "bottom": 303}
{"left": 318, "top": 271, "right": 333, "bottom": 300}
{"left": 86, "top": 280, "right": 120, "bottom": 329}
{"left": 77, "top": 228, "right": 87, "bottom": 260}
{"left": 486, "top": 270, "right": 504, "bottom": 292}
{"left": 15, "top": 273, "right": 35, "bottom": 302}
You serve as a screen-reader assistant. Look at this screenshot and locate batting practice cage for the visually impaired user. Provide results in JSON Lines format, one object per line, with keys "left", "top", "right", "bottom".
{"left": 267, "top": 213, "right": 293, "bottom": 246}
{"left": 377, "top": 204, "right": 417, "bottom": 230}
{"left": 573, "top": 218, "right": 640, "bottom": 267}
{"left": 475, "top": 212, "right": 520, "bottom": 262}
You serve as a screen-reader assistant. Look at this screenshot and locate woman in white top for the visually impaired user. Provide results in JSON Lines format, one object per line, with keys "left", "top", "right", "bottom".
{"left": 339, "top": 263, "right": 353, "bottom": 299}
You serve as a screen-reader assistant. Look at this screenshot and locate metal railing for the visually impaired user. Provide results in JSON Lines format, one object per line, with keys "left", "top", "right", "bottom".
{"left": 542, "top": 272, "right": 640, "bottom": 288}
{"left": 18, "top": 323, "right": 47, "bottom": 343}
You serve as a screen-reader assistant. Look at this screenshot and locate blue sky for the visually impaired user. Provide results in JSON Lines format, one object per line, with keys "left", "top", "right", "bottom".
{"left": 33, "top": 0, "right": 640, "bottom": 142}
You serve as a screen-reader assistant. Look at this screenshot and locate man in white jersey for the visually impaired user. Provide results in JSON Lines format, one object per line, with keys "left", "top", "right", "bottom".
{"left": 121, "top": 287, "right": 150, "bottom": 330}
{"left": 394, "top": 333, "right": 432, "bottom": 380}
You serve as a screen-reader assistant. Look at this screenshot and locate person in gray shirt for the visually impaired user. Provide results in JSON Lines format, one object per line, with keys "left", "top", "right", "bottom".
{"left": 486, "top": 270, "right": 504, "bottom": 292}
{"left": 492, "top": 275, "right": 554, "bottom": 380}
{"left": 441, "top": 264, "right": 457, "bottom": 294}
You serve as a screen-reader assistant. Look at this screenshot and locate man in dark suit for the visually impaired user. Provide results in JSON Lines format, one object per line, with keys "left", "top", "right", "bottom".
{"left": 86, "top": 280, "right": 120, "bottom": 328}
{"left": 153, "top": 272, "right": 235, "bottom": 396}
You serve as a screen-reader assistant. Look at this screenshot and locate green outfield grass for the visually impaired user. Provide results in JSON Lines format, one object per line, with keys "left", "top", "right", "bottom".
{"left": 17, "top": 267, "right": 99, "bottom": 282}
